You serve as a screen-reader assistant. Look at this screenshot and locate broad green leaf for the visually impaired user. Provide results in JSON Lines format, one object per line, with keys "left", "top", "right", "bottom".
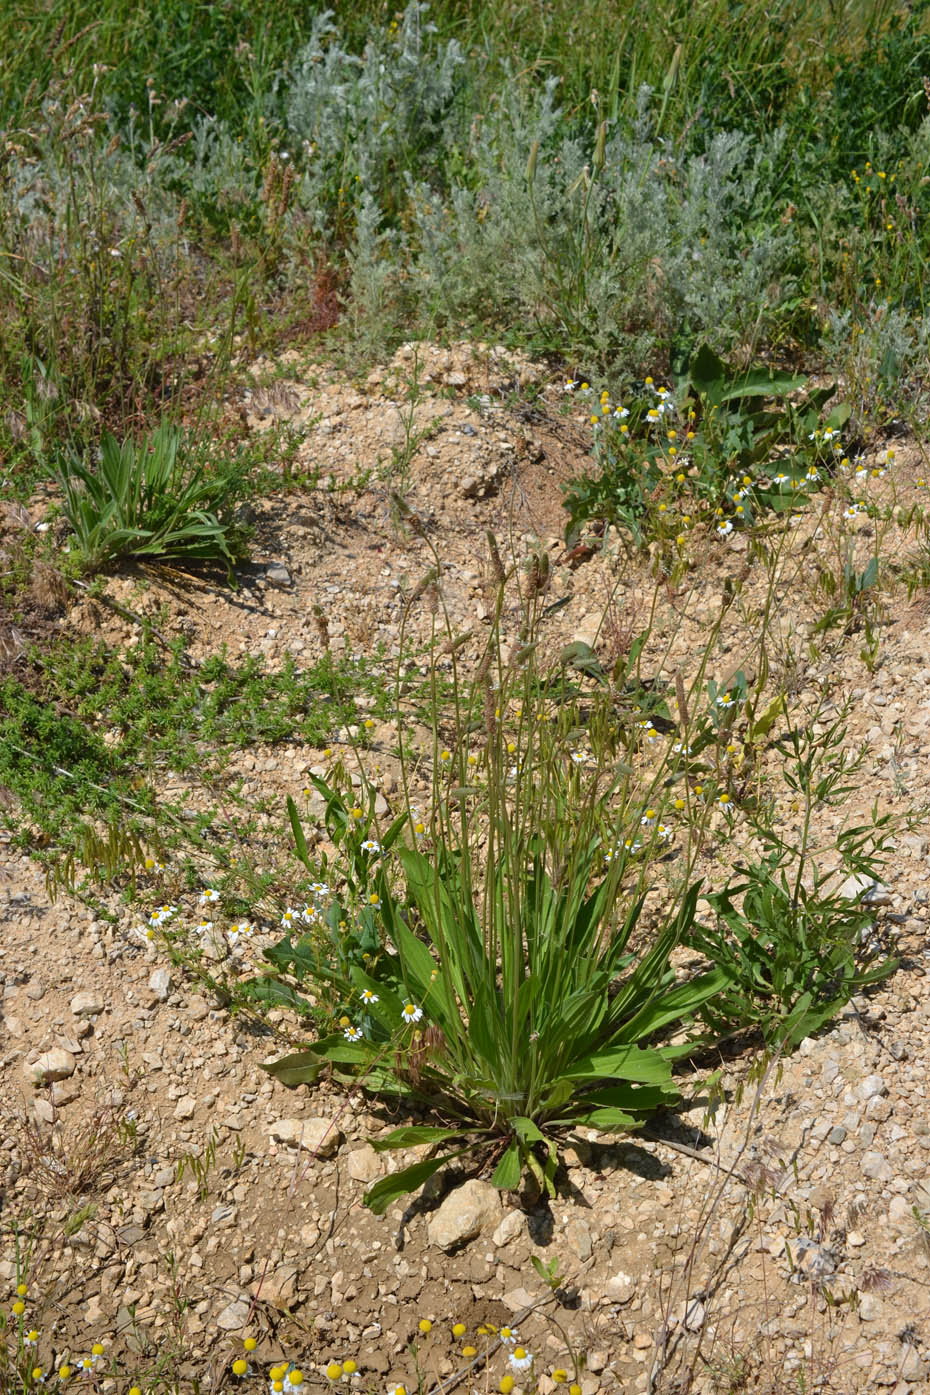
{"left": 511, "top": 1115, "right": 546, "bottom": 1143}
{"left": 618, "top": 967, "right": 733, "bottom": 1042}
{"left": 689, "top": 343, "right": 728, "bottom": 401}
{"left": 491, "top": 1140, "right": 522, "bottom": 1190}
{"left": 286, "top": 796, "right": 313, "bottom": 873}
{"left": 575, "top": 1106, "right": 639, "bottom": 1129}
{"left": 860, "top": 556, "right": 878, "bottom": 591}
{"left": 239, "top": 976, "right": 314, "bottom": 1016}
{"left": 718, "top": 369, "right": 806, "bottom": 402}
{"left": 751, "top": 695, "right": 785, "bottom": 741}
{"left": 258, "top": 1049, "right": 325, "bottom": 1087}
{"left": 370, "top": 1126, "right": 465, "bottom": 1152}
{"left": 565, "top": 1044, "right": 673, "bottom": 1084}
{"left": 364, "top": 1149, "right": 467, "bottom": 1214}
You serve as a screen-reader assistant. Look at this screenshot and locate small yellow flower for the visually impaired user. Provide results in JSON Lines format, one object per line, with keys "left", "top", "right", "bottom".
{"left": 419, "top": 1319, "right": 432, "bottom": 1333}
{"left": 499, "top": 1380, "right": 515, "bottom": 1395}
{"left": 232, "top": 1360, "right": 248, "bottom": 1377}
{"left": 439, "top": 749, "right": 452, "bottom": 762}
{"left": 452, "top": 1323, "right": 466, "bottom": 1338}
{"left": 59, "top": 1367, "right": 71, "bottom": 1381}
{"left": 326, "top": 1364, "right": 344, "bottom": 1382}
{"left": 12, "top": 1300, "right": 24, "bottom": 1316}
{"left": 289, "top": 1373, "right": 304, "bottom": 1387}
{"left": 570, "top": 1385, "right": 583, "bottom": 1395}
{"left": 244, "top": 1338, "right": 257, "bottom": 1352}
{"left": 16, "top": 1283, "right": 27, "bottom": 1297}
{"left": 462, "top": 1345, "right": 478, "bottom": 1357}
{"left": 552, "top": 1371, "right": 569, "bottom": 1384}
{"left": 342, "top": 1361, "right": 357, "bottom": 1375}
{"left": 364, "top": 718, "right": 375, "bottom": 729}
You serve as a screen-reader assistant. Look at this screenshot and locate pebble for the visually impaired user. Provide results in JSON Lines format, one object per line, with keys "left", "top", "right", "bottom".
{"left": 148, "top": 968, "right": 173, "bottom": 1002}
{"left": 492, "top": 1211, "right": 524, "bottom": 1248}
{"left": 426, "top": 1179, "right": 503, "bottom": 1252}
{"left": 604, "top": 1270, "right": 635, "bottom": 1304}
{"left": 346, "top": 1144, "right": 382, "bottom": 1184}
{"left": 70, "top": 991, "right": 103, "bottom": 1017}
{"left": 216, "top": 1298, "right": 251, "bottom": 1331}
{"left": 861, "top": 1151, "right": 893, "bottom": 1182}
{"left": 265, "top": 563, "right": 293, "bottom": 588}
{"left": 23, "top": 1047, "right": 76, "bottom": 1085}
{"left": 269, "top": 1117, "right": 343, "bottom": 1158}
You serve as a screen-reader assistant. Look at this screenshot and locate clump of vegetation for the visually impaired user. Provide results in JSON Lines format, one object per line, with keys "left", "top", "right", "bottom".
{"left": 55, "top": 424, "right": 252, "bottom": 576}
{"left": 251, "top": 533, "right": 896, "bottom": 1206}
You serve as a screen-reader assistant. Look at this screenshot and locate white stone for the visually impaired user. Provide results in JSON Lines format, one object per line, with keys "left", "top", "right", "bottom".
{"left": 858, "top": 1293, "right": 884, "bottom": 1322}
{"left": 887, "top": 1195, "right": 914, "bottom": 1234}
{"left": 216, "top": 1298, "right": 251, "bottom": 1331}
{"left": 70, "top": 991, "right": 103, "bottom": 1018}
{"left": 426, "top": 1178, "right": 503, "bottom": 1252}
{"left": 861, "top": 1151, "right": 893, "bottom": 1182}
{"left": 859, "top": 1074, "right": 887, "bottom": 1101}
{"left": 346, "top": 1144, "right": 382, "bottom": 1183}
{"left": 839, "top": 873, "right": 890, "bottom": 904}
{"left": 148, "top": 968, "right": 172, "bottom": 1002}
{"left": 23, "top": 1048, "right": 76, "bottom": 1085}
{"left": 269, "top": 1117, "right": 343, "bottom": 1159}
{"left": 673, "top": 1298, "right": 705, "bottom": 1331}
{"left": 605, "top": 1270, "right": 635, "bottom": 1304}
{"left": 492, "top": 1210, "right": 525, "bottom": 1247}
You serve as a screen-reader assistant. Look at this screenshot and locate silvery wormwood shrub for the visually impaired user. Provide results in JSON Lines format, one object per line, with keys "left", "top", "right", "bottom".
{"left": 283, "top": 3, "right": 467, "bottom": 235}
{"left": 400, "top": 92, "right": 797, "bottom": 366}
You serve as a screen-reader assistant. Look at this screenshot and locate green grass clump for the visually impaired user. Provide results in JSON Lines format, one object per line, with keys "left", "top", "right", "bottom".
{"left": 55, "top": 424, "right": 252, "bottom": 577}
{"left": 253, "top": 529, "right": 897, "bottom": 1207}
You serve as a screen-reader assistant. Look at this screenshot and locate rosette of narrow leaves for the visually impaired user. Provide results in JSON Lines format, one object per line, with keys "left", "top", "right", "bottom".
{"left": 55, "top": 424, "right": 251, "bottom": 577}
{"left": 261, "top": 785, "right": 729, "bottom": 1210}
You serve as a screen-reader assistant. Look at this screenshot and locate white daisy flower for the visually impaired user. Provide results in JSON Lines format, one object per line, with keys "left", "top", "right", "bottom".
{"left": 509, "top": 1348, "right": 533, "bottom": 1373}
{"left": 199, "top": 889, "right": 220, "bottom": 904}
{"left": 401, "top": 1002, "right": 423, "bottom": 1024}
{"left": 360, "top": 839, "right": 381, "bottom": 853}
{"left": 344, "top": 1026, "right": 363, "bottom": 1042}
{"left": 716, "top": 520, "right": 733, "bottom": 537}
{"left": 360, "top": 988, "right": 379, "bottom": 1003}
